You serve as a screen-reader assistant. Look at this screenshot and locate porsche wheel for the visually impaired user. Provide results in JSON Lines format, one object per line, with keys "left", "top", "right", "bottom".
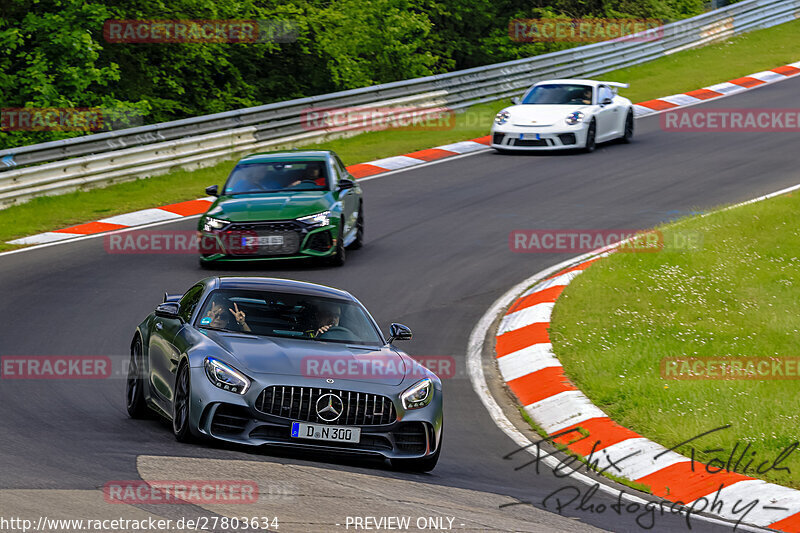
{"left": 622, "top": 110, "right": 634, "bottom": 143}
{"left": 583, "top": 119, "right": 597, "bottom": 153}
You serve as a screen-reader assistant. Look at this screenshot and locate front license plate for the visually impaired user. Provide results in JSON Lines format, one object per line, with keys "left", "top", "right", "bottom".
{"left": 520, "top": 133, "right": 541, "bottom": 140}
{"left": 291, "top": 422, "right": 361, "bottom": 443}
{"left": 243, "top": 235, "right": 283, "bottom": 246}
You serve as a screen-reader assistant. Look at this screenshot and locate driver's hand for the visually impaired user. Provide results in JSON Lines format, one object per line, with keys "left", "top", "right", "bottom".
{"left": 229, "top": 303, "right": 247, "bottom": 326}
{"left": 315, "top": 324, "right": 332, "bottom": 336}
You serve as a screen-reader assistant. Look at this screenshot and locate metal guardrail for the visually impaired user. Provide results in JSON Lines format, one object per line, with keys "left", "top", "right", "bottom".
{"left": 1, "top": 0, "right": 797, "bottom": 208}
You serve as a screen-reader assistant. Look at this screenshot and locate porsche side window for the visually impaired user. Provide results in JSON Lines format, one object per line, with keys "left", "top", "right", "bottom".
{"left": 179, "top": 284, "right": 204, "bottom": 323}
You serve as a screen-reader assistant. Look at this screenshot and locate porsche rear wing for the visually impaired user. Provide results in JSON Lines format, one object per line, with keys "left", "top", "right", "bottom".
{"left": 600, "top": 81, "right": 630, "bottom": 92}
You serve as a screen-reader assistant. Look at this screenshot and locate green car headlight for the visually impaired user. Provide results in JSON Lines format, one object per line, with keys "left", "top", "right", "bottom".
{"left": 401, "top": 378, "right": 433, "bottom": 410}
{"left": 297, "top": 210, "right": 331, "bottom": 228}
{"left": 202, "top": 217, "right": 229, "bottom": 232}
{"left": 204, "top": 357, "right": 250, "bottom": 394}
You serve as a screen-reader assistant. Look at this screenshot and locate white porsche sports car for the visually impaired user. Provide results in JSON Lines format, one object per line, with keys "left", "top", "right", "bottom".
{"left": 490, "top": 79, "right": 634, "bottom": 153}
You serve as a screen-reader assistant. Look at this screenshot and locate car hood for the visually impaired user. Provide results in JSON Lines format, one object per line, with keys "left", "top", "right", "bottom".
{"left": 504, "top": 104, "right": 592, "bottom": 126}
{"left": 207, "top": 332, "right": 407, "bottom": 386}
{"left": 207, "top": 192, "right": 332, "bottom": 222}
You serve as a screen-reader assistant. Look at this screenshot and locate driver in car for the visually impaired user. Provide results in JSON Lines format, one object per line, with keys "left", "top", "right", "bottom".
{"left": 580, "top": 87, "right": 592, "bottom": 105}
{"left": 289, "top": 163, "right": 326, "bottom": 188}
{"left": 307, "top": 302, "right": 341, "bottom": 337}
{"left": 203, "top": 298, "right": 252, "bottom": 333}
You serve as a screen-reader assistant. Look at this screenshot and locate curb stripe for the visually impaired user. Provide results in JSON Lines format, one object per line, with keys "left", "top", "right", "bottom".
{"left": 728, "top": 76, "right": 766, "bottom": 88}
{"left": 347, "top": 163, "right": 387, "bottom": 178}
{"left": 769, "top": 512, "right": 800, "bottom": 532}
{"left": 524, "top": 390, "right": 607, "bottom": 434}
{"left": 772, "top": 65, "right": 800, "bottom": 77}
{"left": 498, "top": 302, "right": 555, "bottom": 334}
{"left": 497, "top": 343, "right": 560, "bottom": 382}
{"left": 495, "top": 322, "right": 550, "bottom": 357}
{"left": 52, "top": 221, "right": 128, "bottom": 234}
{"left": 508, "top": 366, "right": 577, "bottom": 406}
{"left": 635, "top": 462, "right": 753, "bottom": 502}
{"left": 159, "top": 198, "right": 214, "bottom": 216}
{"left": 554, "top": 417, "right": 641, "bottom": 456}
{"left": 506, "top": 285, "right": 565, "bottom": 314}
{"left": 684, "top": 88, "right": 724, "bottom": 100}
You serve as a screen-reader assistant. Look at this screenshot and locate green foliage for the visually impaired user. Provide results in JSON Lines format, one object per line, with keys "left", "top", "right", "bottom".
{"left": 1, "top": 0, "right": 712, "bottom": 150}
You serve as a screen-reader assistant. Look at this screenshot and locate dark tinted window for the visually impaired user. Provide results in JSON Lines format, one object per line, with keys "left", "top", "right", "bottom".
{"left": 196, "top": 289, "right": 383, "bottom": 345}
{"left": 224, "top": 161, "right": 328, "bottom": 194}
{"left": 522, "top": 84, "right": 593, "bottom": 105}
{"left": 179, "top": 284, "right": 205, "bottom": 322}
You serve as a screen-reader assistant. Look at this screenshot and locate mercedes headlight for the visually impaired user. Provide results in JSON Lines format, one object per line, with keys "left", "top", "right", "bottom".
{"left": 495, "top": 111, "right": 510, "bottom": 125}
{"left": 202, "top": 217, "right": 229, "bottom": 232}
{"left": 297, "top": 210, "right": 331, "bottom": 228}
{"left": 204, "top": 357, "right": 250, "bottom": 394}
{"left": 565, "top": 111, "right": 585, "bottom": 125}
{"left": 401, "top": 378, "right": 433, "bottom": 410}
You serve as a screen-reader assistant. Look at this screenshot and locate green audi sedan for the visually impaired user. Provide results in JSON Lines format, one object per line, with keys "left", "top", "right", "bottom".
{"left": 198, "top": 150, "right": 363, "bottom": 266}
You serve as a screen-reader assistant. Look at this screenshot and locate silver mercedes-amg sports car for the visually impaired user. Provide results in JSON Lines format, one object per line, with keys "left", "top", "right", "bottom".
{"left": 127, "top": 276, "right": 443, "bottom": 471}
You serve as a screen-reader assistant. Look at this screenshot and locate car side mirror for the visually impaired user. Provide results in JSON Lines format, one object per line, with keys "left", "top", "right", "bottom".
{"left": 205, "top": 185, "right": 219, "bottom": 197}
{"left": 155, "top": 302, "right": 182, "bottom": 321}
{"left": 511, "top": 96, "right": 520, "bottom": 105}
{"left": 387, "top": 323, "right": 412, "bottom": 343}
{"left": 601, "top": 97, "right": 613, "bottom": 105}
{"left": 338, "top": 178, "right": 355, "bottom": 190}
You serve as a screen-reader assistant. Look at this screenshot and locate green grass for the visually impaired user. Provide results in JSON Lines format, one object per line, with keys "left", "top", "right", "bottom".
{"left": 1, "top": 18, "right": 799, "bottom": 252}
{"left": 549, "top": 192, "right": 800, "bottom": 489}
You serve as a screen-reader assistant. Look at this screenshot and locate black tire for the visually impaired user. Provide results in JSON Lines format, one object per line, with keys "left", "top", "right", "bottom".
{"left": 391, "top": 426, "right": 442, "bottom": 473}
{"left": 172, "top": 362, "right": 194, "bottom": 442}
{"left": 493, "top": 147, "right": 512, "bottom": 155}
{"left": 621, "top": 110, "right": 634, "bottom": 143}
{"left": 583, "top": 119, "right": 596, "bottom": 153}
{"left": 327, "top": 221, "right": 346, "bottom": 266}
{"left": 198, "top": 258, "right": 215, "bottom": 270}
{"left": 126, "top": 337, "right": 149, "bottom": 419}
{"left": 348, "top": 205, "right": 364, "bottom": 250}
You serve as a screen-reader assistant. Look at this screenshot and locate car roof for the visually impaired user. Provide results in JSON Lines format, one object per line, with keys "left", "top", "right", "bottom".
{"left": 533, "top": 79, "right": 620, "bottom": 88}
{"left": 212, "top": 276, "right": 354, "bottom": 301}
{"left": 236, "top": 151, "right": 332, "bottom": 165}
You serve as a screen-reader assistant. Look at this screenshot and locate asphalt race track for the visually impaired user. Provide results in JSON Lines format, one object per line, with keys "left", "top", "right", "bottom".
{"left": 1, "top": 75, "right": 798, "bottom": 533}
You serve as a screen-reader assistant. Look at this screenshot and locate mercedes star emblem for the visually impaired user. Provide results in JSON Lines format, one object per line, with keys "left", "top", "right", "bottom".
{"left": 316, "top": 393, "right": 344, "bottom": 422}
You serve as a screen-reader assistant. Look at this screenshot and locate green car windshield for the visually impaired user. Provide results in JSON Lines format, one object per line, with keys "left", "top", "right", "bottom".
{"left": 223, "top": 161, "right": 329, "bottom": 194}
{"left": 196, "top": 289, "right": 384, "bottom": 345}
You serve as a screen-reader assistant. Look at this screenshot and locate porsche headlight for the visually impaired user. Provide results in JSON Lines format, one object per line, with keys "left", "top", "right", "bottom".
{"left": 204, "top": 357, "right": 250, "bottom": 394}
{"left": 565, "top": 111, "right": 585, "bottom": 125}
{"left": 495, "top": 111, "right": 510, "bottom": 125}
{"left": 297, "top": 210, "right": 331, "bottom": 228}
{"left": 202, "top": 217, "right": 229, "bottom": 232}
{"left": 401, "top": 378, "right": 433, "bottom": 410}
